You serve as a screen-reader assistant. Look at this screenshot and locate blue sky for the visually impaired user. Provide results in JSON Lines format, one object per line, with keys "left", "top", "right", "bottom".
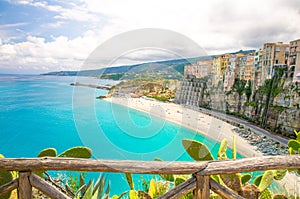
{"left": 1, "top": 0, "right": 300, "bottom": 74}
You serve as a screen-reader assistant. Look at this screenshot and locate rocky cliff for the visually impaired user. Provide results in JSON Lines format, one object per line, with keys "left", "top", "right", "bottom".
{"left": 175, "top": 71, "right": 300, "bottom": 138}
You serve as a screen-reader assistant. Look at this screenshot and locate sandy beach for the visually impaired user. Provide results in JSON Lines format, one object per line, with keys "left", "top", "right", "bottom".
{"left": 104, "top": 96, "right": 262, "bottom": 158}
{"left": 104, "top": 96, "right": 300, "bottom": 194}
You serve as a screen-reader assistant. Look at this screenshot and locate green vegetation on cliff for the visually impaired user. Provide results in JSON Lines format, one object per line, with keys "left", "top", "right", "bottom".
{"left": 105, "top": 78, "right": 179, "bottom": 102}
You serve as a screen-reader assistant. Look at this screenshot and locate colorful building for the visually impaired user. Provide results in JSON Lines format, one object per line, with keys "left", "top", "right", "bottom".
{"left": 236, "top": 54, "right": 246, "bottom": 80}
{"left": 289, "top": 39, "right": 300, "bottom": 82}
{"left": 261, "top": 42, "right": 289, "bottom": 83}
{"left": 224, "top": 54, "right": 239, "bottom": 91}
{"left": 212, "top": 54, "right": 229, "bottom": 85}
{"left": 184, "top": 59, "right": 213, "bottom": 79}
{"left": 253, "top": 49, "right": 264, "bottom": 89}
{"left": 245, "top": 53, "right": 254, "bottom": 81}
{"left": 183, "top": 38, "right": 300, "bottom": 91}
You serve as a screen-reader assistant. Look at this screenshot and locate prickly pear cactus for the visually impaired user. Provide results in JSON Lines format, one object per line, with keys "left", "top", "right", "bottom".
{"left": 254, "top": 175, "right": 262, "bottom": 186}
{"left": 36, "top": 148, "right": 57, "bottom": 177}
{"left": 58, "top": 146, "right": 92, "bottom": 158}
{"left": 273, "top": 170, "right": 287, "bottom": 180}
{"left": 259, "top": 188, "right": 272, "bottom": 199}
{"left": 241, "top": 174, "right": 252, "bottom": 185}
{"left": 38, "top": 148, "right": 57, "bottom": 157}
{"left": 258, "top": 171, "right": 274, "bottom": 192}
{"left": 182, "top": 139, "right": 214, "bottom": 161}
{"left": 287, "top": 130, "right": 300, "bottom": 174}
{"left": 175, "top": 176, "right": 186, "bottom": 186}
{"left": 129, "top": 190, "right": 138, "bottom": 199}
{"left": 218, "top": 139, "right": 228, "bottom": 159}
{"left": 288, "top": 140, "right": 300, "bottom": 153}
{"left": 232, "top": 135, "right": 237, "bottom": 160}
{"left": 220, "top": 173, "right": 243, "bottom": 193}
{"left": 0, "top": 154, "right": 13, "bottom": 199}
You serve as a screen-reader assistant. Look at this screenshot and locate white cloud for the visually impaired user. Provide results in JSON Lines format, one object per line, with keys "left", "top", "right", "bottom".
{"left": 0, "top": 30, "right": 101, "bottom": 73}
{"left": 6, "top": 0, "right": 99, "bottom": 22}
{"left": 2, "top": 0, "right": 300, "bottom": 73}
{"left": 0, "top": 22, "right": 28, "bottom": 28}
{"left": 42, "top": 21, "right": 65, "bottom": 28}
{"left": 79, "top": 0, "right": 300, "bottom": 54}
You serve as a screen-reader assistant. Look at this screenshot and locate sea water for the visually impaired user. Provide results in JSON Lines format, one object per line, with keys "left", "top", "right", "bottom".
{"left": 0, "top": 74, "right": 241, "bottom": 195}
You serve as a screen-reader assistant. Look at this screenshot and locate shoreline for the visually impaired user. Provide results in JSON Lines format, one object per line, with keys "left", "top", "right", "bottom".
{"left": 103, "top": 96, "right": 299, "bottom": 194}
{"left": 103, "top": 96, "right": 262, "bottom": 158}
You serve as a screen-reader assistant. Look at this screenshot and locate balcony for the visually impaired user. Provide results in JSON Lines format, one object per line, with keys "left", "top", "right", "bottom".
{"left": 0, "top": 156, "right": 299, "bottom": 199}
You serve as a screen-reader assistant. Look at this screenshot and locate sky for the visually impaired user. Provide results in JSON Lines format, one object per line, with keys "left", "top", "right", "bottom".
{"left": 0, "top": 0, "right": 300, "bottom": 74}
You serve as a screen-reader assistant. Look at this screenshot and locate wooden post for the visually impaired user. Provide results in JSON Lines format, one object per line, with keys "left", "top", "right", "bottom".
{"left": 157, "top": 177, "right": 196, "bottom": 199}
{"left": 0, "top": 178, "right": 19, "bottom": 197}
{"left": 194, "top": 175, "right": 210, "bottom": 199}
{"left": 29, "top": 173, "right": 71, "bottom": 199}
{"left": 18, "top": 171, "right": 32, "bottom": 199}
{"left": 210, "top": 179, "right": 245, "bottom": 199}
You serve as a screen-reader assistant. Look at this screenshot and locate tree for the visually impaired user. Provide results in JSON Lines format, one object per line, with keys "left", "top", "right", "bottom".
{"left": 232, "top": 78, "right": 247, "bottom": 113}
{"left": 245, "top": 80, "right": 252, "bottom": 102}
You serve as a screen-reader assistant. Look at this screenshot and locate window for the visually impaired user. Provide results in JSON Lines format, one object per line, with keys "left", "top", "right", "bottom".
{"left": 275, "top": 60, "right": 279, "bottom": 64}
{"left": 275, "top": 46, "right": 280, "bottom": 52}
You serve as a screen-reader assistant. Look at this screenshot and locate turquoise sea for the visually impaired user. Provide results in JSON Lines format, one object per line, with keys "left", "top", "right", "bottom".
{"left": 0, "top": 74, "right": 240, "bottom": 195}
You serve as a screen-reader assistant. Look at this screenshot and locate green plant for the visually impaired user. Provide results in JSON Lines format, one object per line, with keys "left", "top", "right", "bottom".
{"left": 34, "top": 146, "right": 93, "bottom": 198}
{"left": 58, "top": 146, "right": 92, "bottom": 158}
{"left": 245, "top": 80, "right": 252, "bottom": 102}
{"left": 182, "top": 139, "right": 214, "bottom": 161}
{"left": 36, "top": 146, "right": 92, "bottom": 177}
{"left": 182, "top": 138, "right": 248, "bottom": 196}
{"left": 111, "top": 173, "right": 153, "bottom": 199}
{"left": 0, "top": 154, "right": 13, "bottom": 199}
{"left": 73, "top": 174, "right": 110, "bottom": 199}
{"left": 38, "top": 148, "right": 57, "bottom": 157}
{"left": 287, "top": 130, "right": 300, "bottom": 174}
{"left": 182, "top": 137, "right": 292, "bottom": 198}
{"left": 232, "top": 78, "right": 247, "bottom": 112}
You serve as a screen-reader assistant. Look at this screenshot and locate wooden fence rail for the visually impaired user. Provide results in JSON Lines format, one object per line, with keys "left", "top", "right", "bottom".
{"left": 0, "top": 155, "right": 299, "bottom": 199}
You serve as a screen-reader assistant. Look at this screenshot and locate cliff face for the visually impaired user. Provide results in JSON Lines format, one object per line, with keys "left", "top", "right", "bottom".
{"left": 175, "top": 73, "right": 300, "bottom": 137}
{"left": 265, "top": 79, "right": 300, "bottom": 135}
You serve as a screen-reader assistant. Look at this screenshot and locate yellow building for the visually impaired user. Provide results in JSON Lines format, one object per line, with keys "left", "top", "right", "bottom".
{"left": 212, "top": 54, "right": 229, "bottom": 85}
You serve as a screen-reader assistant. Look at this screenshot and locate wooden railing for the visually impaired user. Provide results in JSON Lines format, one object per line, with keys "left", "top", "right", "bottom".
{"left": 0, "top": 155, "right": 299, "bottom": 199}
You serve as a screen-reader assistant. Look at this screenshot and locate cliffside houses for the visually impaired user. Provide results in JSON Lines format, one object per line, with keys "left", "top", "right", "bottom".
{"left": 183, "top": 38, "right": 300, "bottom": 91}
{"left": 176, "top": 38, "right": 300, "bottom": 135}
{"left": 289, "top": 39, "right": 300, "bottom": 82}
{"left": 184, "top": 59, "right": 213, "bottom": 79}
